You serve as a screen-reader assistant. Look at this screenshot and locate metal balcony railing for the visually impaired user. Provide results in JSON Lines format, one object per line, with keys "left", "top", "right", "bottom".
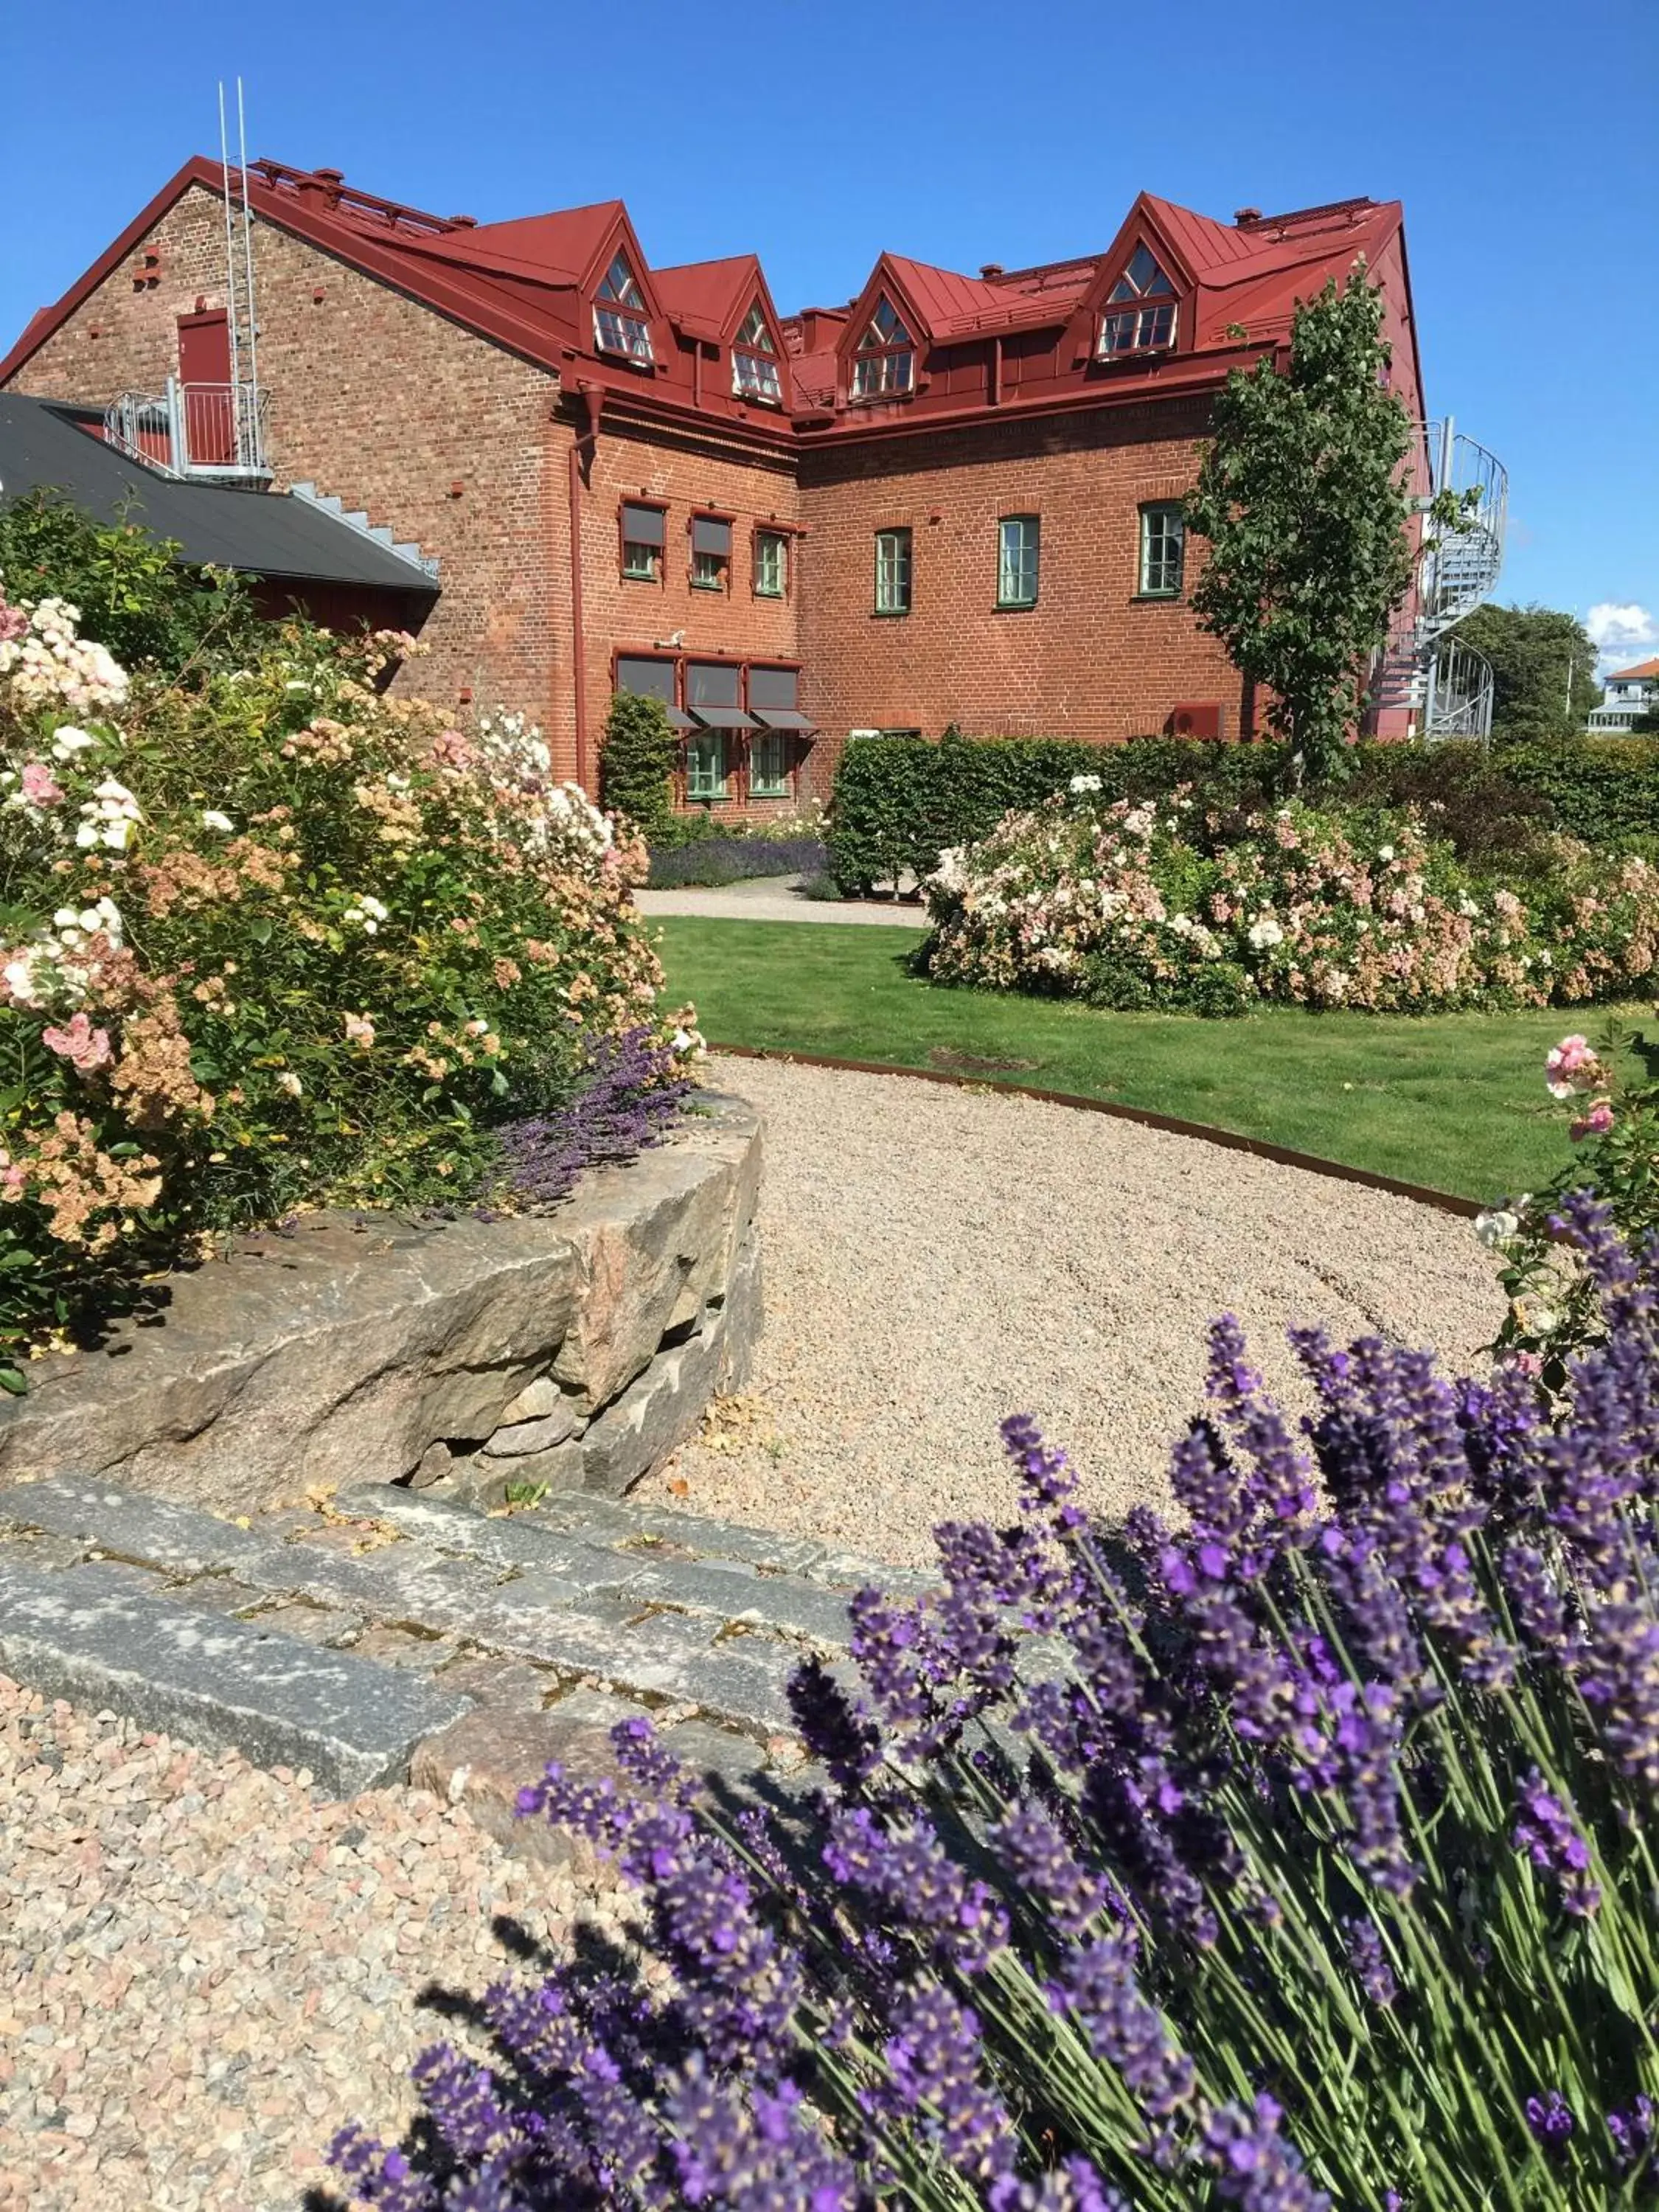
{"left": 104, "top": 379, "right": 271, "bottom": 481}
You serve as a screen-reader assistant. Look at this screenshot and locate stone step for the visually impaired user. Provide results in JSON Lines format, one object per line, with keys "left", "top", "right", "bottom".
{"left": 0, "top": 1556, "right": 472, "bottom": 1795}
{"left": 0, "top": 1476, "right": 823, "bottom": 1736}
{"left": 333, "top": 1484, "right": 858, "bottom": 1646}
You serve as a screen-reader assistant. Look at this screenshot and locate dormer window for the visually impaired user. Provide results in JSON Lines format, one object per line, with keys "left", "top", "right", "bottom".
{"left": 852, "top": 296, "right": 914, "bottom": 398}
{"left": 594, "top": 252, "right": 653, "bottom": 362}
{"left": 1098, "top": 244, "right": 1178, "bottom": 358}
{"left": 732, "top": 303, "right": 782, "bottom": 403}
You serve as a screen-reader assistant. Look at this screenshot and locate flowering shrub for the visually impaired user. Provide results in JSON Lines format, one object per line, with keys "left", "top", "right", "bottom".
{"left": 331, "top": 1195, "right": 1659, "bottom": 2208}
{"left": 1482, "top": 1020, "right": 1659, "bottom": 1380}
{"left": 923, "top": 787, "right": 1659, "bottom": 1015}
{"left": 0, "top": 568, "right": 684, "bottom": 1381}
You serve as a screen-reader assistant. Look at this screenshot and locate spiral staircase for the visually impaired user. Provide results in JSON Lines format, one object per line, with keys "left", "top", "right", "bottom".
{"left": 1371, "top": 418, "right": 1508, "bottom": 742}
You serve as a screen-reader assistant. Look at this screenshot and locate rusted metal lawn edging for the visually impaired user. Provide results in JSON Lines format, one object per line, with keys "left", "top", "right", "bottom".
{"left": 707, "top": 1043, "right": 1482, "bottom": 1221}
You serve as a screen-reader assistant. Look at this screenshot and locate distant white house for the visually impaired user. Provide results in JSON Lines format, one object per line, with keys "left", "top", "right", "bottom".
{"left": 1589, "top": 657, "right": 1659, "bottom": 732}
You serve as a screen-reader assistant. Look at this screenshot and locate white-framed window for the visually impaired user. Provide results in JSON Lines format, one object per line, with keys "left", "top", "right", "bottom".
{"left": 749, "top": 731, "right": 790, "bottom": 797}
{"left": 1098, "top": 243, "right": 1178, "bottom": 358}
{"left": 852, "top": 296, "right": 915, "bottom": 398}
{"left": 754, "top": 529, "right": 787, "bottom": 598}
{"left": 686, "top": 731, "right": 728, "bottom": 801}
{"left": 998, "top": 515, "right": 1040, "bottom": 607}
{"left": 1138, "top": 503, "right": 1186, "bottom": 596}
{"left": 874, "top": 526, "right": 913, "bottom": 613}
{"left": 594, "top": 252, "right": 653, "bottom": 361}
{"left": 732, "top": 302, "right": 782, "bottom": 403}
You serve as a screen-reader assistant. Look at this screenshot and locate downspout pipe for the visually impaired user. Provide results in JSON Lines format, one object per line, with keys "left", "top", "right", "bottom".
{"left": 568, "top": 382, "right": 605, "bottom": 792}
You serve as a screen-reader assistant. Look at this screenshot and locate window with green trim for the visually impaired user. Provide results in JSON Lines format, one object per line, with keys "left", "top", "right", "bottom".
{"left": 1138, "top": 504, "right": 1185, "bottom": 596}
{"left": 874, "top": 526, "right": 913, "bottom": 613}
{"left": 754, "top": 529, "right": 787, "bottom": 598}
{"left": 749, "top": 731, "right": 790, "bottom": 798}
{"left": 998, "top": 515, "right": 1039, "bottom": 607}
{"left": 686, "top": 731, "right": 728, "bottom": 801}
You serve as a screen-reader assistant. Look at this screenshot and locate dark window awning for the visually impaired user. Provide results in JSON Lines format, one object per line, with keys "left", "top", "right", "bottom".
{"left": 621, "top": 503, "right": 665, "bottom": 546}
{"left": 691, "top": 515, "right": 731, "bottom": 556}
{"left": 691, "top": 705, "right": 758, "bottom": 730}
{"left": 751, "top": 707, "right": 815, "bottom": 731}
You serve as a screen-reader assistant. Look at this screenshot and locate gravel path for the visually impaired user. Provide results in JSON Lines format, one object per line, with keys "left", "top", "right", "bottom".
{"left": 0, "top": 1680, "right": 631, "bottom": 2211}
{"left": 634, "top": 876, "right": 926, "bottom": 925}
{"left": 637, "top": 1057, "right": 1506, "bottom": 1564}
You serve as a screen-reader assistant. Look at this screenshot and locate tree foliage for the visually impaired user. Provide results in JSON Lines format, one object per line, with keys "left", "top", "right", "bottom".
{"left": 1183, "top": 263, "right": 1414, "bottom": 787}
{"left": 0, "top": 488, "right": 262, "bottom": 678}
{"left": 1458, "top": 602, "right": 1601, "bottom": 742}
{"left": 600, "top": 689, "right": 678, "bottom": 841}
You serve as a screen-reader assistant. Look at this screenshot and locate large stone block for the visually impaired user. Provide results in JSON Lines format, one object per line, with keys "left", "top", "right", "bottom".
{"left": 0, "top": 1557, "right": 472, "bottom": 1795}
{"left": 0, "top": 1093, "right": 762, "bottom": 1520}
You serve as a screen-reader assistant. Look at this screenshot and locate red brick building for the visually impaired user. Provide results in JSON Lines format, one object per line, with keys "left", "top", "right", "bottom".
{"left": 0, "top": 160, "right": 1426, "bottom": 809}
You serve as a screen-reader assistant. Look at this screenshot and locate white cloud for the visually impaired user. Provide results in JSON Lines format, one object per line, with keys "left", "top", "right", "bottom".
{"left": 1587, "top": 602, "right": 1658, "bottom": 672}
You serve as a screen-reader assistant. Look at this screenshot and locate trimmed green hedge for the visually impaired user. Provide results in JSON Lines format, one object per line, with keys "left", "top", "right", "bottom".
{"left": 827, "top": 728, "right": 1659, "bottom": 892}
{"left": 827, "top": 728, "right": 1279, "bottom": 892}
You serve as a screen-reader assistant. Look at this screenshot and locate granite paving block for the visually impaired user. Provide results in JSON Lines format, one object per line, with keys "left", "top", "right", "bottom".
{"left": 0, "top": 1475, "right": 274, "bottom": 1578}
{"left": 331, "top": 1486, "right": 640, "bottom": 1592}
{"left": 527, "top": 1489, "right": 829, "bottom": 1576}
{"left": 0, "top": 1557, "right": 473, "bottom": 1795}
{"left": 624, "top": 1559, "right": 855, "bottom": 1648}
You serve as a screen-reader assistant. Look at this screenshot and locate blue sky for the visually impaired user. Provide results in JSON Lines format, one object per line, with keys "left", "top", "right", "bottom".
{"left": 3, "top": 0, "right": 1655, "bottom": 672}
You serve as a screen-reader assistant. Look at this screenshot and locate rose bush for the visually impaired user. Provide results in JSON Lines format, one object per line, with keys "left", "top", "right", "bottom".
{"left": 922, "top": 787, "right": 1659, "bottom": 1018}
{"left": 0, "top": 569, "right": 687, "bottom": 1385}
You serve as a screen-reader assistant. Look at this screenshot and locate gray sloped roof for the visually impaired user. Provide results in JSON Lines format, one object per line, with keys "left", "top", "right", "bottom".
{"left": 0, "top": 393, "right": 439, "bottom": 599}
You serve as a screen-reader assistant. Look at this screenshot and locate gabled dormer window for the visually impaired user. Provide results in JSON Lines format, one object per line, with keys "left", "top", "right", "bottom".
{"left": 732, "top": 302, "right": 782, "bottom": 403}
{"left": 595, "top": 252, "right": 653, "bottom": 362}
{"left": 852, "top": 296, "right": 914, "bottom": 398}
{"left": 1098, "top": 243, "right": 1178, "bottom": 358}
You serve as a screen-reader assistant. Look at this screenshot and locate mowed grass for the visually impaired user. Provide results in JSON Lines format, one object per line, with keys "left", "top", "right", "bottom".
{"left": 652, "top": 916, "right": 1642, "bottom": 1203}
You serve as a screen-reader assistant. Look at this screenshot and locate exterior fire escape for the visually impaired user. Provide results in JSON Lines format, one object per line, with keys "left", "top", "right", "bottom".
{"left": 1372, "top": 418, "right": 1508, "bottom": 741}
{"left": 102, "top": 381, "right": 271, "bottom": 482}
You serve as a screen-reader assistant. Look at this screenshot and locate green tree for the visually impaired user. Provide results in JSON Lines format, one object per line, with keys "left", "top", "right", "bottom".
{"left": 1183, "top": 263, "right": 1414, "bottom": 787}
{"left": 599, "top": 689, "right": 676, "bottom": 839}
{"left": 1455, "top": 601, "right": 1601, "bottom": 741}
{"left": 0, "top": 489, "right": 261, "bottom": 676}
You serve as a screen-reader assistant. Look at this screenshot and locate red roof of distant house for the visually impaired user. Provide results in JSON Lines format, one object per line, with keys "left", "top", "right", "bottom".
{"left": 0, "top": 159, "right": 1414, "bottom": 443}
{"left": 1610, "top": 658, "right": 1659, "bottom": 682}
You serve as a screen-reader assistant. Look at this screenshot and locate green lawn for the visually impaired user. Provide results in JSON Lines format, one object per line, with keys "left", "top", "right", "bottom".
{"left": 653, "top": 917, "right": 1635, "bottom": 1203}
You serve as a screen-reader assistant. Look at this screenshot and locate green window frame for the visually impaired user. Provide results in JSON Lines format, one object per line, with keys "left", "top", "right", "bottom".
{"left": 685, "top": 731, "right": 728, "bottom": 801}
{"left": 749, "top": 731, "right": 790, "bottom": 798}
{"left": 874, "top": 526, "right": 913, "bottom": 614}
{"left": 754, "top": 530, "right": 787, "bottom": 599}
{"left": 1138, "top": 503, "right": 1185, "bottom": 597}
{"left": 997, "top": 515, "right": 1039, "bottom": 608}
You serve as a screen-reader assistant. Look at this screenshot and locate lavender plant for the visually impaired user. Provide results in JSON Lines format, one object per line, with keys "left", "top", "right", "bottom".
{"left": 492, "top": 1022, "right": 696, "bottom": 1209}
{"left": 329, "top": 1195, "right": 1659, "bottom": 2209}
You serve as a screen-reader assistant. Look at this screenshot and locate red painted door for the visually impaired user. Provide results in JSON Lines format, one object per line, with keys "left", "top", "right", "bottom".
{"left": 176, "top": 310, "right": 234, "bottom": 465}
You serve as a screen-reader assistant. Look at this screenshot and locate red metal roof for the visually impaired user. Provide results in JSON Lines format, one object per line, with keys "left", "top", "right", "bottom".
{"left": 1609, "top": 658, "right": 1659, "bottom": 683}
{"left": 0, "top": 160, "right": 1417, "bottom": 449}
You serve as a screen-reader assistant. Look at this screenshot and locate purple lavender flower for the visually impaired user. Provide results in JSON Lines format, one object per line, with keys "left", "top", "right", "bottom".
{"left": 1526, "top": 2090, "right": 1576, "bottom": 2152}
{"left": 1512, "top": 1767, "right": 1601, "bottom": 1916}
{"left": 1607, "top": 2096, "right": 1655, "bottom": 2173}
{"left": 872, "top": 1981, "right": 1016, "bottom": 2182}
{"left": 495, "top": 1023, "right": 689, "bottom": 1208}
{"left": 823, "top": 1806, "right": 1008, "bottom": 1969}
{"left": 1201, "top": 2094, "right": 1331, "bottom": 2209}
{"left": 991, "top": 1798, "right": 1113, "bottom": 1936}
{"left": 1342, "top": 1916, "right": 1398, "bottom": 2008}
{"left": 1048, "top": 1934, "right": 1196, "bottom": 2118}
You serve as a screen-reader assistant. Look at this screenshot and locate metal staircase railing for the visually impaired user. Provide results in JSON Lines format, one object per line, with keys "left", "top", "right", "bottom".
{"left": 103, "top": 379, "right": 271, "bottom": 481}
{"left": 1371, "top": 417, "right": 1506, "bottom": 742}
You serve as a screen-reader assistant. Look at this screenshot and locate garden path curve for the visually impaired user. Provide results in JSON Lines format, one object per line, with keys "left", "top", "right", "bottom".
{"left": 636, "top": 1054, "right": 1507, "bottom": 1563}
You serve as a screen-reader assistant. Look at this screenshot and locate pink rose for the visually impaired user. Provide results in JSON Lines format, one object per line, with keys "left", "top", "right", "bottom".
{"left": 343, "top": 1012, "right": 375, "bottom": 1050}
{"left": 1570, "top": 1099, "right": 1614, "bottom": 1142}
{"left": 41, "top": 1010, "right": 113, "bottom": 1074}
{"left": 1545, "top": 1034, "right": 1600, "bottom": 1099}
{"left": 19, "top": 760, "right": 63, "bottom": 807}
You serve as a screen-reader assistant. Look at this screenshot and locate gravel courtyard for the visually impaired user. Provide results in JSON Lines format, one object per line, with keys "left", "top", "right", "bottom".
{"left": 637, "top": 1055, "right": 1507, "bottom": 1562}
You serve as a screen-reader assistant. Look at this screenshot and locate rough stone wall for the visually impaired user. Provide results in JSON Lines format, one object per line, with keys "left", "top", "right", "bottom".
{"left": 796, "top": 398, "right": 1247, "bottom": 798}
{"left": 8, "top": 185, "right": 572, "bottom": 764}
{"left": 0, "top": 1096, "right": 762, "bottom": 1517}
